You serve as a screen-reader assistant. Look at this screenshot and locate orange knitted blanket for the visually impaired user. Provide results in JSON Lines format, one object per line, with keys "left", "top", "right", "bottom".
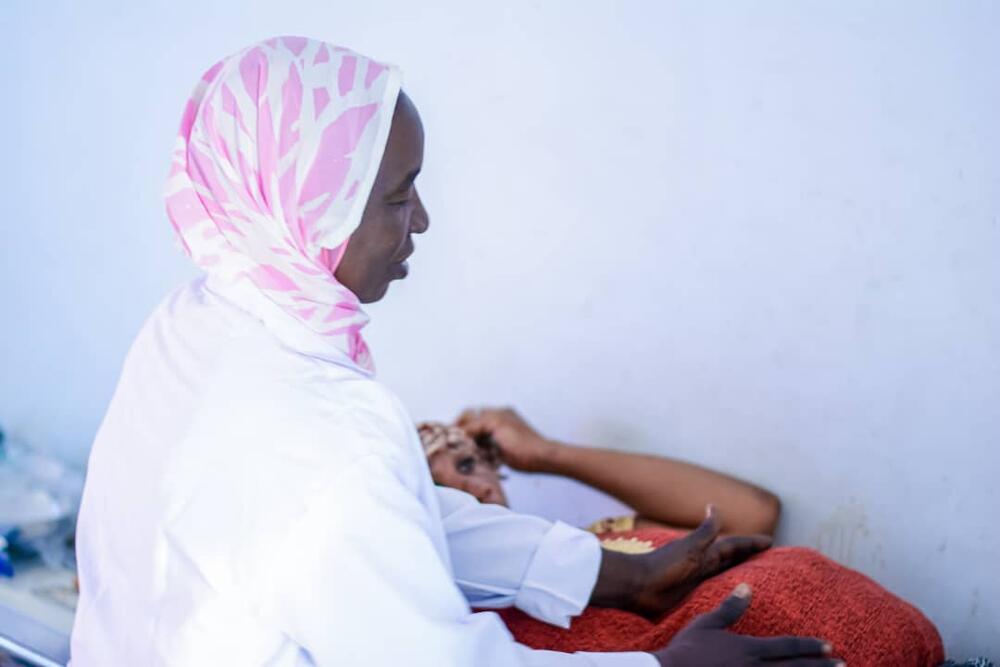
{"left": 498, "top": 527, "right": 943, "bottom": 667}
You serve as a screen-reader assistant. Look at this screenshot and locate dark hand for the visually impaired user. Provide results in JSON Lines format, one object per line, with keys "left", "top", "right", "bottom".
{"left": 652, "top": 584, "right": 844, "bottom": 667}
{"left": 597, "top": 506, "right": 771, "bottom": 618}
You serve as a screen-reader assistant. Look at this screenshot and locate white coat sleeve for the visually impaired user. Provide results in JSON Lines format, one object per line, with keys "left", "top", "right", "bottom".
{"left": 271, "top": 454, "right": 656, "bottom": 667}
{"left": 436, "top": 485, "right": 606, "bottom": 628}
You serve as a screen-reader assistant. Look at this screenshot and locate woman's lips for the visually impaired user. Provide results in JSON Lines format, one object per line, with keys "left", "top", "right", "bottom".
{"left": 391, "top": 259, "right": 409, "bottom": 278}
{"left": 391, "top": 242, "right": 413, "bottom": 279}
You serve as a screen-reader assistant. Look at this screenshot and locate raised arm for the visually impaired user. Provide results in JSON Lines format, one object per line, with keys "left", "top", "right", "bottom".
{"left": 455, "top": 408, "right": 781, "bottom": 536}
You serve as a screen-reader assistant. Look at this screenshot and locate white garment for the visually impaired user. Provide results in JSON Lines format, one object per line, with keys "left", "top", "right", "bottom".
{"left": 70, "top": 277, "right": 655, "bottom": 666}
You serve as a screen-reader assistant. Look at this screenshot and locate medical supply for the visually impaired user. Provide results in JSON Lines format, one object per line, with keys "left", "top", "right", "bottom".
{"left": 0, "top": 425, "right": 82, "bottom": 572}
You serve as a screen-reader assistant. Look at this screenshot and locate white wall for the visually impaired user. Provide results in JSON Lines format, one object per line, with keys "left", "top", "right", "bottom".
{"left": 2, "top": 0, "right": 997, "bottom": 658}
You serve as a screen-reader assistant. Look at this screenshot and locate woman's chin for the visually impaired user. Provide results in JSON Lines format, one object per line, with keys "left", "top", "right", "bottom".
{"left": 357, "top": 279, "right": 391, "bottom": 304}
{"left": 357, "top": 263, "right": 410, "bottom": 303}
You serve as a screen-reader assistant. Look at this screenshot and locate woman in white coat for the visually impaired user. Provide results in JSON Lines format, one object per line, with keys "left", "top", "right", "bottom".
{"left": 70, "top": 36, "right": 842, "bottom": 667}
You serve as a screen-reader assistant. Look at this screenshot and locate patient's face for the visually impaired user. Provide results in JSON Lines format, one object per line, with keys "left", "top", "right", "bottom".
{"left": 423, "top": 427, "right": 509, "bottom": 507}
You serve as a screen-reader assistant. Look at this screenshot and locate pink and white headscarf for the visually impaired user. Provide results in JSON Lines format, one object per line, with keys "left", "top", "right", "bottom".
{"left": 165, "top": 37, "right": 401, "bottom": 372}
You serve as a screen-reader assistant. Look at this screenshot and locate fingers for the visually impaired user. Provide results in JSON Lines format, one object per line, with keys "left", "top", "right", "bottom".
{"left": 690, "top": 583, "right": 752, "bottom": 629}
{"left": 455, "top": 408, "right": 495, "bottom": 436}
{"left": 454, "top": 408, "right": 481, "bottom": 430}
{"left": 747, "top": 636, "right": 844, "bottom": 665}
{"left": 705, "top": 534, "right": 772, "bottom": 573}
{"left": 683, "top": 504, "right": 723, "bottom": 552}
{"left": 746, "top": 636, "right": 830, "bottom": 659}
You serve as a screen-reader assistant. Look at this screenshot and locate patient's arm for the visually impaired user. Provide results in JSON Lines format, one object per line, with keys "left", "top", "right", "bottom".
{"left": 456, "top": 408, "right": 781, "bottom": 536}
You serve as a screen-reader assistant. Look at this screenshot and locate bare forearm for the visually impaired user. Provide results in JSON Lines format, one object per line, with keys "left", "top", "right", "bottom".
{"left": 538, "top": 441, "right": 780, "bottom": 535}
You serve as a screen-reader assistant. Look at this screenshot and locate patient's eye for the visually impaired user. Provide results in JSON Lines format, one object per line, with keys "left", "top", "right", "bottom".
{"left": 456, "top": 457, "right": 476, "bottom": 475}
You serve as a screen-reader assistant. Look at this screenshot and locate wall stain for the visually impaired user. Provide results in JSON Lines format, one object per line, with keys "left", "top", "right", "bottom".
{"left": 812, "top": 499, "right": 871, "bottom": 568}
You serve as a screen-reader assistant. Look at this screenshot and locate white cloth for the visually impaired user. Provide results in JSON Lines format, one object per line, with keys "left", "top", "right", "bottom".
{"left": 70, "top": 276, "right": 655, "bottom": 666}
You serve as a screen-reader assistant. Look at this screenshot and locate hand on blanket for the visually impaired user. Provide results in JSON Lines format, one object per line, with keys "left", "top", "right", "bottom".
{"left": 593, "top": 505, "right": 771, "bottom": 618}
{"left": 650, "top": 584, "right": 844, "bottom": 667}
{"left": 633, "top": 505, "right": 771, "bottom": 617}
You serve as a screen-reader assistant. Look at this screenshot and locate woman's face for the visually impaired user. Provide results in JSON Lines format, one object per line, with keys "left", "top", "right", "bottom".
{"left": 428, "top": 434, "right": 509, "bottom": 507}
{"left": 335, "top": 91, "right": 429, "bottom": 303}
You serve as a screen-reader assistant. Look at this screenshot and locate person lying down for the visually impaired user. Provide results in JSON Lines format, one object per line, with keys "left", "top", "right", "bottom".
{"left": 418, "top": 408, "right": 946, "bottom": 667}
{"left": 419, "top": 408, "right": 782, "bottom": 536}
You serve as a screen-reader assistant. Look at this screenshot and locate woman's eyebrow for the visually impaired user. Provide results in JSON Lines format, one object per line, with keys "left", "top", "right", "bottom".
{"left": 391, "top": 168, "right": 421, "bottom": 194}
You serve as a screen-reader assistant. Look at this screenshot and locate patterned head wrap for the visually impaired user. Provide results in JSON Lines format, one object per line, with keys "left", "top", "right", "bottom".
{"left": 417, "top": 422, "right": 502, "bottom": 467}
{"left": 165, "top": 37, "right": 401, "bottom": 371}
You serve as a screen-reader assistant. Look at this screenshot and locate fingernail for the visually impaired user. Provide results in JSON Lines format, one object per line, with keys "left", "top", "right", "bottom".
{"left": 836, "top": 662, "right": 846, "bottom": 667}
{"left": 822, "top": 642, "right": 833, "bottom": 655}
{"left": 705, "top": 503, "right": 716, "bottom": 518}
{"left": 733, "top": 582, "right": 751, "bottom": 598}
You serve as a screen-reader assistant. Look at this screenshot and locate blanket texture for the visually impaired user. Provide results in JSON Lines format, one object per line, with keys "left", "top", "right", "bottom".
{"left": 499, "top": 527, "right": 944, "bottom": 667}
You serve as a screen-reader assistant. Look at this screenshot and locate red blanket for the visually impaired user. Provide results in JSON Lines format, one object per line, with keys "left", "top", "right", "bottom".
{"left": 499, "top": 528, "right": 943, "bottom": 667}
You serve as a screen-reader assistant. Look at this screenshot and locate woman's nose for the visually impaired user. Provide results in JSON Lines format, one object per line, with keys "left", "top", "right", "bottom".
{"left": 410, "top": 190, "right": 429, "bottom": 234}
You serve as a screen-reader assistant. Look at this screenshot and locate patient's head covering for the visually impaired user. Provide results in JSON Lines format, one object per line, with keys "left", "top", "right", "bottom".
{"left": 417, "top": 422, "right": 501, "bottom": 466}
{"left": 417, "top": 422, "right": 466, "bottom": 458}
{"left": 165, "top": 37, "right": 401, "bottom": 371}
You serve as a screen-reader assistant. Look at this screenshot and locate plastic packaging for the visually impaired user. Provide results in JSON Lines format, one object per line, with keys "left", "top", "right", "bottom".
{"left": 0, "top": 425, "right": 83, "bottom": 572}
{"left": 0, "top": 534, "right": 12, "bottom": 577}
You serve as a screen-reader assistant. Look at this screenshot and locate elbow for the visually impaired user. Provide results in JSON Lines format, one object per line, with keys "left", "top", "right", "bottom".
{"left": 730, "top": 489, "right": 781, "bottom": 537}
{"left": 753, "top": 489, "right": 781, "bottom": 537}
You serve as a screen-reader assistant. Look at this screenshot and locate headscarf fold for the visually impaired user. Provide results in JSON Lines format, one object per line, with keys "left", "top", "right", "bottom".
{"left": 165, "top": 36, "right": 401, "bottom": 371}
